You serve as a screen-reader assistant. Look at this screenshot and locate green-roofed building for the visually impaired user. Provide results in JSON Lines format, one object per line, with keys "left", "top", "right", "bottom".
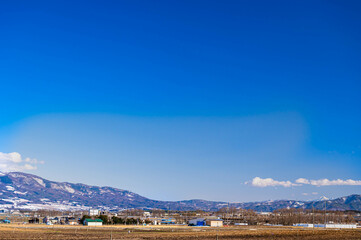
{"left": 84, "top": 218, "right": 103, "bottom": 226}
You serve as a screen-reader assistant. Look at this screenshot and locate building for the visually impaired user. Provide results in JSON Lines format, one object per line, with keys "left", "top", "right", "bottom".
{"left": 293, "top": 223, "right": 314, "bottom": 228}
{"left": 84, "top": 219, "right": 103, "bottom": 226}
{"left": 146, "top": 217, "right": 162, "bottom": 225}
{"left": 67, "top": 217, "right": 79, "bottom": 225}
{"left": 293, "top": 223, "right": 357, "bottom": 229}
{"left": 188, "top": 218, "right": 206, "bottom": 226}
{"left": 29, "top": 218, "right": 40, "bottom": 224}
{"left": 160, "top": 218, "right": 176, "bottom": 224}
{"left": 235, "top": 223, "right": 248, "bottom": 226}
{"left": 89, "top": 209, "right": 100, "bottom": 216}
{"left": 206, "top": 219, "right": 223, "bottom": 227}
{"left": 325, "top": 224, "right": 357, "bottom": 229}
{"left": 189, "top": 217, "right": 224, "bottom": 227}
{"left": 257, "top": 212, "right": 272, "bottom": 216}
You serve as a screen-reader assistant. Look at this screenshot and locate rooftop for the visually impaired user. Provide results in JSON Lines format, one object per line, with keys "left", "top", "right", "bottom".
{"left": 85, "top": 219, "right": 103, "bottom": 222}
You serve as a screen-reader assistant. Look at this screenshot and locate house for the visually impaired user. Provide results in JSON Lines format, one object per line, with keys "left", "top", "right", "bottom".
{"left": 84, "top": 218, "right": 103, "bottom": 226}
{"left": 206, "top": 219, "right": 223, "bottom": 227}
{"left": 43, "top": 216, "right": 60, "bottom": 225}
{"left": 67, "top": 217, "right": 79, "bottom": 225}
{"left": 146, "top": 217, "right": 162, "bottom": 225}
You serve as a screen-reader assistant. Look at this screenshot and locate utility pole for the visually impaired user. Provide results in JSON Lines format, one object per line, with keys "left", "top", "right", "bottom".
{"left": 312, "top": 204, "right": 314, "bottom": 234}
{"left": 324, "top": 201, "right": 327, "bottom": 228}
{"left": 226, "top": 202, "right": 230, "bottom": 226}
{"left": 216, "top": 224, "right": 219, "bottom": 240}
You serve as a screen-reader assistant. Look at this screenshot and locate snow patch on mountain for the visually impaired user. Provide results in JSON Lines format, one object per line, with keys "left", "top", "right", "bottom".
{"left": 14, "top": 191, "right": 27, "bottom": 195}
{"left": 33, "top": 177, "right": 46, "bottom": 187}
{"left": 5, "top": 186, "right": 15, "bottom": 191}
{"left": 50, "top": 183, "right": 75, "bottom": 193}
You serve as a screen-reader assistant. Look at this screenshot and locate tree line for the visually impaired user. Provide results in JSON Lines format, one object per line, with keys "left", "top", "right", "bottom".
{"left": 80, "top": 215, "right": 152, "bottom": 225}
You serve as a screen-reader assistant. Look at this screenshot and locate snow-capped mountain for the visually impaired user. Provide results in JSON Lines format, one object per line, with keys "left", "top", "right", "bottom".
{"left": 0, "top": 172, "right": 161, "bottom": 211}
{"left": 0, "top": 172, "right": 360, "bottom": 211}
{"left": 0, "top": 172, "right": 225, "bottom": 211}
{"left": 318, "top": 196, "right": 330, "bottom": 201}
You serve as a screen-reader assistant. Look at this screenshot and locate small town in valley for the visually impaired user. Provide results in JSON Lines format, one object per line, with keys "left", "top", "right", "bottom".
{"left": 0, "top": 207, "right": 360, "bottom": 239}
{"left": 0, "top": 207, "right": 360, "bottom": 228}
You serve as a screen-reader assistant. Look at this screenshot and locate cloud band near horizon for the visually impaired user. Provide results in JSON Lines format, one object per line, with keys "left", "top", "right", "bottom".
{"left": 247, "top": 177, "right": 361, "bottom": 187}
{"left": 0, "top": 152, "right": 44, "bottom": 172}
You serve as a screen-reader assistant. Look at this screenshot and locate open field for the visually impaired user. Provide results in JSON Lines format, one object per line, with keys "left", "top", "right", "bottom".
{"left": 0, "top": 224, "right": 360, "bottom": 240}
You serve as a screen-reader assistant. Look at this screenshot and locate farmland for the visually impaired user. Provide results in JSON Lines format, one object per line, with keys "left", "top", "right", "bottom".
{"left": 0, "top": 224, "right": 360, "bottom": 240}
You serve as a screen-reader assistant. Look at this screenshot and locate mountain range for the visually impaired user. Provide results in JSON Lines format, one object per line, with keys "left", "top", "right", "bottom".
{"left": 0, "top": 172, "right": 360, "bottom": 212}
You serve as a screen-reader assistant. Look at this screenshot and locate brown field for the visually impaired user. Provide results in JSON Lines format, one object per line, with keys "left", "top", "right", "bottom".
{"left": 0, "top": 224, "right": 360, "bottom": 240}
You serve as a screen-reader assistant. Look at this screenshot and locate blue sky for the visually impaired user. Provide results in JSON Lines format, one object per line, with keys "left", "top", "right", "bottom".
{"left": 0, "top": 0, "right": 360, "bottom": 202}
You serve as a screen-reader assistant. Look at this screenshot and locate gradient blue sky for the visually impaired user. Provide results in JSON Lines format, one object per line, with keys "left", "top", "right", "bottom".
{"left": 0, "top": 0, "right": 360, "bottom": 202}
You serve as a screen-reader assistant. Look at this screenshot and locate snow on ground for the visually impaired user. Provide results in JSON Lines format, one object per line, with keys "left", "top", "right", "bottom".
{"left": 15, "top": 203, "right": 87, "bottom": 211}
{"left": 0, "top": 199, "right": 112, "bottom": 211}
{"left": 2, "top": 197, "right": 31, "bottom": 204}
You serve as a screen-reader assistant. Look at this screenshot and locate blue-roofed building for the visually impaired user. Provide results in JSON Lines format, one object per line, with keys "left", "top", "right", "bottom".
{"left": 188, "top": 218, "right": 206, "bottom": 226}
{"left": 160, "top": 218, "right": 176, "bottom": 224}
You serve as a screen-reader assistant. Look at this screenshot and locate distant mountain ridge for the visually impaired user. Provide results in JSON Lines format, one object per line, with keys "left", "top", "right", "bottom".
{"left": 0, "top": 172, "right": 360, "bottom": 212}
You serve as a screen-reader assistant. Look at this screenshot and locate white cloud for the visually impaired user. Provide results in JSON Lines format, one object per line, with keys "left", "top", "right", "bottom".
{"left": 302, "top": 192, "right": 318, "bottom": 196}
{"left": 295, "top": 178, "right": 310, "bottom": 184}
{"left": 247, "top": 177, "right": 361, "bottom": 187}
{"left": 0, "top": 152, "right": 43, "bottom": 172}
{"left": 24, "top": 157, "right": 45, "bottom": 164}
{"left": 249, "top": 177, "right": 299, "bottom": 188}
{"left": 0, "top": 152, "right": 22, "bottom": 163}
{"left": 309, "top": 179, "right": 361, "bottom": 186}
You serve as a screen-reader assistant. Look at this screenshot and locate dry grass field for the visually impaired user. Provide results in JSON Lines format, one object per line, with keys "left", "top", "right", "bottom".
{"left": 0, "top": 224, "right": 360, "bottom": 240}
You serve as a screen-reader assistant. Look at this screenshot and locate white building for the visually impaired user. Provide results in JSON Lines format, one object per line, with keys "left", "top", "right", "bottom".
{"left": 143, "top": 212, "right": 151, "bottom": 217}
{"left": 84, "top": 219, "right": 103, "bottom": 226}
{"left": 326, "top": 224, "right": 357, "bottom": 229}
{"left": 235, "top": 223, "right": 248, "bottom": 226}
{"left": 293, "top": 223, "right": 314, "bottom": 228}
{"left": 294, "top": 223, "right": 357, "bottom": 229}
{"left": 89, "top": 209, "right": 100, "bottom": 216}
{"left": 206, "top": 219, "right": 223, "bottom": 227}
